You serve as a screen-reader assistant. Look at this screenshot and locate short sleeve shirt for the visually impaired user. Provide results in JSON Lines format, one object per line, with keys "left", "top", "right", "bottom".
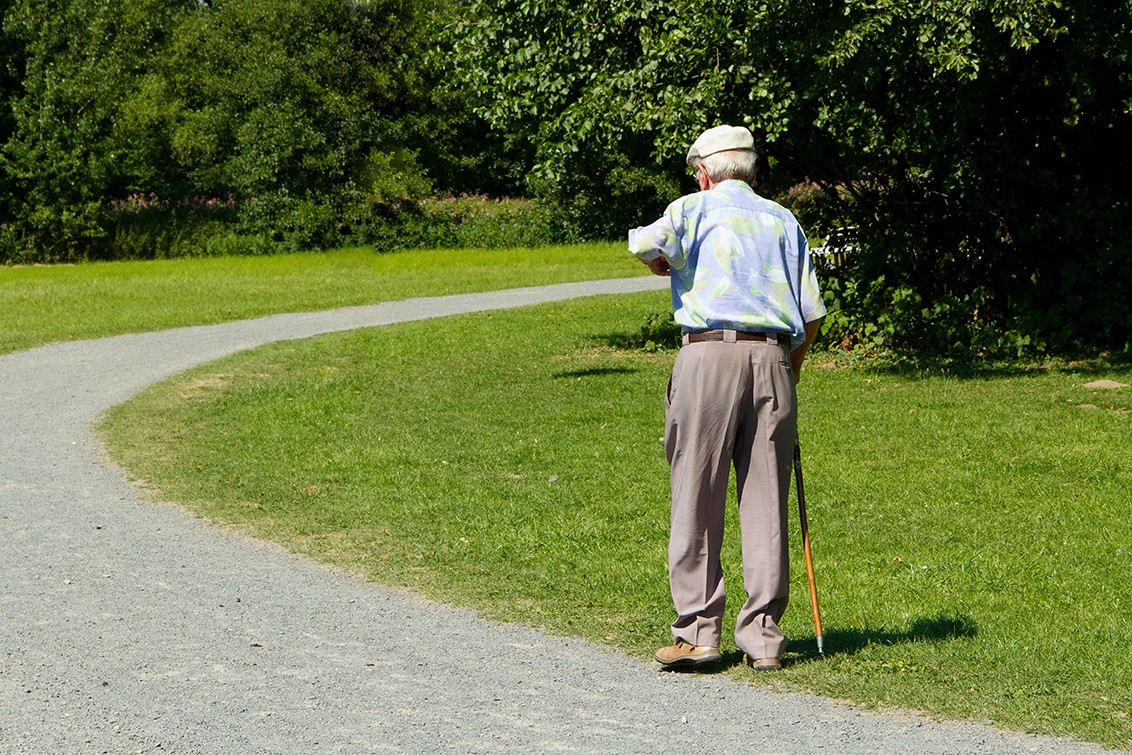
{"left": 628, "top": 180, "right": 827, "bottom": 347}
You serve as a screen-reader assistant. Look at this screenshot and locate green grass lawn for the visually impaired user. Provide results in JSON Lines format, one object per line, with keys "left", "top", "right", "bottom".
{"left": 97, "top": 288, "right": 1132, "bottom": 750}
{"left": 0, "top": 242, "right": 640, "bottom": 355}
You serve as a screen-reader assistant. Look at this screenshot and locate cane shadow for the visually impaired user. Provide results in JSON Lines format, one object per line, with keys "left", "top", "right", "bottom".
{"left": 783, "top": 613, "right": 979, "bottom": 665}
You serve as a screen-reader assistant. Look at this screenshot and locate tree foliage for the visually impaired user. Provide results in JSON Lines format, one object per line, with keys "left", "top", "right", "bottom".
{"left": 454, "top": 0, "right": 1132, "bottom": 354}
{"left": 2, "top": 0, "right": 194, "bottom": 259}
{"left": 1, "top": 0, "right": 466, "bottom": 259}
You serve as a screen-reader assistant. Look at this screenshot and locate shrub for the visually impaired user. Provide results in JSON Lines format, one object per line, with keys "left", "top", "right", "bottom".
{"left": 98, "top": 193, "right": 262, "bottom": 260}
{"left": 421, "top": 195, "right": 571, "bottom": 249}
{"left": 357, "top": 195, "right": 574, "bottom": 252}
{"left": 602, "top": 309, "right": 681, "bottom": 352}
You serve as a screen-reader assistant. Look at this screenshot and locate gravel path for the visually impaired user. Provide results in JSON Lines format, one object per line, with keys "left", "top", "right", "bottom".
{"left": 0, "top": 277, "right": 1121, "bottom": 754}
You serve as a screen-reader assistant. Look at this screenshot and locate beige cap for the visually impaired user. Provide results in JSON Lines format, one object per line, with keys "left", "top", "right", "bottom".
{"left": 686, "top": 125, "right": 755, "bottom": 167}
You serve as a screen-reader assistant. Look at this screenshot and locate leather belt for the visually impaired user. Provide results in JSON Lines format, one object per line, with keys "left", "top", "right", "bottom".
{"left": 682, "top": 329, "right": 790, "bottom": 346}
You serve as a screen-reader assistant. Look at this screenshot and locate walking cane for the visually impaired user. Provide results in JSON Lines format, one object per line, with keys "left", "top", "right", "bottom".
{"left": 793, "top": 439, "right": 825, "bottom": 655}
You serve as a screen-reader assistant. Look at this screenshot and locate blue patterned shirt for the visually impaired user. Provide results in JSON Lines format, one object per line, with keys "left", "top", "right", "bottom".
{"left": 628, "top": 180, "right": 826, "bottom": 347}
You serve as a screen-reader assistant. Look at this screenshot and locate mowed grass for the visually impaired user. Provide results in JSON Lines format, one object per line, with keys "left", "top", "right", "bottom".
{"left": 99, "top": 289, "right": 1132, "bottom": 750}
{"left": 0, "top": 242, "right": 640, "bottom": 355}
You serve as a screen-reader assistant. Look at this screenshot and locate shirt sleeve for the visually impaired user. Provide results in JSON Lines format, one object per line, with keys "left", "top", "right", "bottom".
{"left": 628, "top": 209, "right": 685, "bottom": 266}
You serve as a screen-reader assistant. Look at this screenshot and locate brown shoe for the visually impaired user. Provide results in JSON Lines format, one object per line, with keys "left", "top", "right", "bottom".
{"left": 743, "top": 654, "right": 782, "bottom": 671}
{"left": 655, "top": 639, "right": 722, "bottom": 668}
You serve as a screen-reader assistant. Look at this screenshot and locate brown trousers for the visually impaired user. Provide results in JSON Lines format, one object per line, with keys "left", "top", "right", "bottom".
{"left": 664, "top": 338, "right": 796, "bottom": 659}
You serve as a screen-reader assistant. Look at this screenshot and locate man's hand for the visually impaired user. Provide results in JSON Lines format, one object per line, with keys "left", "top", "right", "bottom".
{"left": 645, "top": 257, "right": 671, "bottom": 276}
{"left": 791, "top": 317, "right": 824, "bottom": 384}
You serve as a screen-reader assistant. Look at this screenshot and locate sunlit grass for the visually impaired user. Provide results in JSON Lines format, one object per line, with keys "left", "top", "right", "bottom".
{"left": 99, "top": 291, "right": 1132, "bottom": 750}
{"left": 0, "top": 242, "right": 641, "bottom": 354}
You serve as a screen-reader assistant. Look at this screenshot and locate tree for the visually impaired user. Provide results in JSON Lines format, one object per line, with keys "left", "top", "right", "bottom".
{"left": 773, "top": 0, "right": 1132, "bottom": 354}
{"left": 0, "top": 0, "right": 22, "bottom": 252}
{"left": 454, "top": 0, "right": 1132, "bottom": 354}
{"left": 1, "top": 0, "right": 464, "bottom": 260}
{"left": 2, "top": 0, "right": 195, "bottom": 260}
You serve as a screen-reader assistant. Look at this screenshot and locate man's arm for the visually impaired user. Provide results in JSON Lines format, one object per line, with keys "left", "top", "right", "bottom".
{"left": 791, "top": 317, "right": 823, "bottom": 383}
{"left": 628, "top": 209, "right": 684, "bottom": 274}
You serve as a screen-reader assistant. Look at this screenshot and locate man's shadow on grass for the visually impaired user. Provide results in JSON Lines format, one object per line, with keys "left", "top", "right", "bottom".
{"left": 664, "top": 614, "right": 977, "bottom": 674}
{"left": 784, "top": 613, "right": 978, "bottom": 664}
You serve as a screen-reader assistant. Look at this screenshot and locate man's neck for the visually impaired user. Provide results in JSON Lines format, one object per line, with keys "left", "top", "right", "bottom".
{"left": 702, "top": 177, "right": 753, "bottom": 191}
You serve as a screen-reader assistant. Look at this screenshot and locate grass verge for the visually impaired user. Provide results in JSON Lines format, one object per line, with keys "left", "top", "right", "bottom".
{"left": 0, "top": 242, "right": 640, "bottom": 355}
{"left": 99, "top": 290, "right": 1132, "bottom": 750}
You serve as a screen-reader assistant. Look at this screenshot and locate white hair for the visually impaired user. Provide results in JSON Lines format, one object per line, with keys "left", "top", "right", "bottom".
{"left": 696, "top": 149, "right": 757, "bottom": 183}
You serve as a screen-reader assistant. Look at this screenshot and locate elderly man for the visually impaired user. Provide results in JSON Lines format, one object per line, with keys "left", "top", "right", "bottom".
{"left": 628, "top": 125, "right": 826, "bottom": 671}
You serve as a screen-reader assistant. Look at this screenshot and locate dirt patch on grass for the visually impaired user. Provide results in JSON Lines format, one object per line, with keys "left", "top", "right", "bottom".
{"left": 1083, "top": 380, "right": 1128, "bottom": 389}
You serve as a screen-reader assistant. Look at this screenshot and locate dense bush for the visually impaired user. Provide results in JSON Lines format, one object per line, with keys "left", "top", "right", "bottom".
{"left": 364, "top": 195, "right": 572, "bottom": 252}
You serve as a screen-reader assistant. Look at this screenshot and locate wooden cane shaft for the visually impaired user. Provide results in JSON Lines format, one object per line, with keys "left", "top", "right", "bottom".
{"left": 794, "top": 446, "right": 824, "bottom": 641}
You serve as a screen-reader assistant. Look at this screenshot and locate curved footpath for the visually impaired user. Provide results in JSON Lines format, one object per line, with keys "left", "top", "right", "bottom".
{"left": 0, "top": 277, "right": 1122, "bottom": 754}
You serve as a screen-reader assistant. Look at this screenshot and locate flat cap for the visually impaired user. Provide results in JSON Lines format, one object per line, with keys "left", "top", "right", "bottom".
{"left": 686, "top": 125, "right": 755, "bottom": 167}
